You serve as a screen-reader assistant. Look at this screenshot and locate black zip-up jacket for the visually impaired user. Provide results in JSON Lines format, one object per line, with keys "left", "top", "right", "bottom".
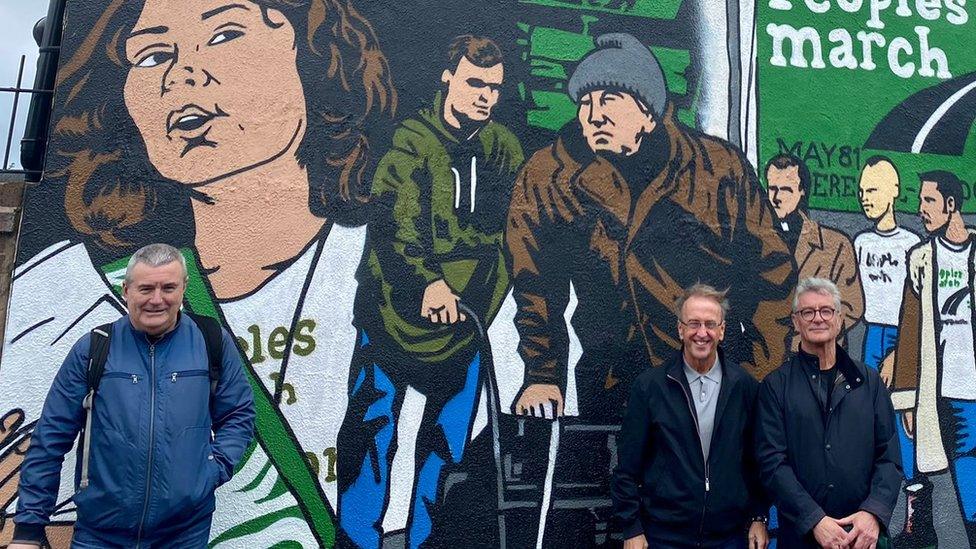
{"left": 611, "top": 349, "right": 767, "bottom": 547}
{"left": 755, "top": 345, "right": 902, "bottom": 548}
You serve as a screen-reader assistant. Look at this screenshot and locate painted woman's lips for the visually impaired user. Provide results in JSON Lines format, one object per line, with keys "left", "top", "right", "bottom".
{"left": 167, "top": 104, "right": 221, "bottom": 134}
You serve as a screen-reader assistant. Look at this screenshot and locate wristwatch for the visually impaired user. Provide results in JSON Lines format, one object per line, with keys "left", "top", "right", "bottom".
{"left": 750, "top": 515, "right": 769, "bottom": 526}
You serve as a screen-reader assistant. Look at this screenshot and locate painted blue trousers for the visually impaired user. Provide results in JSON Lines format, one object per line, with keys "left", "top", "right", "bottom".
{"left": 863, "top": 323, "right": 914, "bottom": 478}
{"left": 337, "top": 330, "right": 483, "bottom": 549}
{"left": 945, "top": 399, "right": 976, "bottom": 525}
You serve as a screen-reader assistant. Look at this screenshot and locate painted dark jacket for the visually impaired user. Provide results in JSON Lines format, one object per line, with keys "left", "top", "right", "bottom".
{"left": 756, "top": 346, "right": 902, "bottom": 548}
{"left": 611, "top": 348, "right": 766, "bottom": 547}
{"left": 14, "top": 314, "right": 255, "bottom": 546}
{"left": 506, "top": 103, "right": 795, "bottom": 403}
{"left": 355, "top": 93, "right": 524, "bottom": 363}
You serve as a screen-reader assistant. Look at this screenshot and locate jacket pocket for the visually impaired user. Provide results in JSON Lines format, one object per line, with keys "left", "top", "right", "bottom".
{"left": 74, "top": 427, "right": 138, "bottom": 530}
{"left": 164, "top": 369, "right": 211, "bottom": 429}
{"left": 157, "top": 425, "right": 216, "bottom": 524}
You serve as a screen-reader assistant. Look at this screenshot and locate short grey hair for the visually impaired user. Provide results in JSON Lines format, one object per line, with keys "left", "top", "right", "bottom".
{"left": 125, "top": 243, "right": 188, "bottom": 284}
{"left": 676, "top": 283, "right": 730, "bottom": 320}
{"left": 793, "top": 277, "right": 841, "bottom": 311}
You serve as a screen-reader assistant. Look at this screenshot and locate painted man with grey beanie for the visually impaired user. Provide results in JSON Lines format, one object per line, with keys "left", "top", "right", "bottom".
{"left": 507, "top": 33, "right": 795, "bottom": 544}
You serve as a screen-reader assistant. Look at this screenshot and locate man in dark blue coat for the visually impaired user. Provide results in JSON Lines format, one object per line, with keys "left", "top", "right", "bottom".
{"left": 11, "top": 244, "right": 255, "bottom": 549}
{"left": 612, "top": 284, "right": 769, "bottom": 549}
{"left": 756, "top": 277, "right": 901, "bottom": 549}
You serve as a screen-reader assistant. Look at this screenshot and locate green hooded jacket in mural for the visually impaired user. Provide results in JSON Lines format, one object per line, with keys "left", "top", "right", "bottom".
{"left": 355, "top": 93, "right": 524, "bottom": 364}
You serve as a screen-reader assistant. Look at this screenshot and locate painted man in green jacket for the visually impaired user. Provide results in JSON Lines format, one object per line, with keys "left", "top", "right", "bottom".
{"left": 337, "top": 35, "right": 524, "bottom": 549}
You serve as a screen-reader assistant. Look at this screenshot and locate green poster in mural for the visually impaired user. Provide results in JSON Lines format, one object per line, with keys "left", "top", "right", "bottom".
{"left": 758, "top": 0, "right": 976, "bottom": 212}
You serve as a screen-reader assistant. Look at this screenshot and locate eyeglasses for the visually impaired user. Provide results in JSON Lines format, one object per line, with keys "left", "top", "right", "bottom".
{"left": 680, "top": 320, "right": 724, "bottom": 331}
{"left": 794, "top": 307, "right": 836, "bottom": 321}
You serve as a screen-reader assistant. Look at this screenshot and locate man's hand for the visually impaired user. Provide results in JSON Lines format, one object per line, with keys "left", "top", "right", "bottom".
{"left": 838, "top": 511, "right": 879, "bottom": 549}
{"left": 812, "top": 516, "right": 853, "bottom": 549}
{"left": 748, "top": 521, "right": 769, "bottom": 549}
{"left": 0, "top": 410, "right": 74, "bottom": 549}
{"left": 513, "top": 384, "right": 564, "bottom": 419}
{"left": 902, "top": 410, "right": 915, "bottom": 440}
{"left": 623, "top": 534, "right": 648, "bottom": 549}
{"left": 420, "top": 280, "right": 466, "bottom": 324}
{"left": 879, "top": 351, "right": 894, "bottom": 388}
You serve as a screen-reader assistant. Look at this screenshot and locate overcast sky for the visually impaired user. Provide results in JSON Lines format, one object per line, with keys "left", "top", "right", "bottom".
{"left": 0, "top": 1, "right": 49, "bottom": 171}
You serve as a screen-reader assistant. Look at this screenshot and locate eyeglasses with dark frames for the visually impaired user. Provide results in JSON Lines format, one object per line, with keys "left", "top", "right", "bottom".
{"left": 794, "top": 307, "right": 836, "bottom": 322}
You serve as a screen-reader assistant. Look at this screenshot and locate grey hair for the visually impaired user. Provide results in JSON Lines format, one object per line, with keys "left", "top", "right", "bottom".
{"left": 124, "top": 243, "right": 188, "bottom": 284}
{"left": 793, "top": 277, "right": 841, "bottom": 311}
{"left": 676, "top": 283, "right": 730, "bottom": 320}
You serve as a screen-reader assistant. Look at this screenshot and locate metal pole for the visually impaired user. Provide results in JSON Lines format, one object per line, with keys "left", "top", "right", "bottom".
{"left": 3, "top": 56, "right": 26, "bottom": 170}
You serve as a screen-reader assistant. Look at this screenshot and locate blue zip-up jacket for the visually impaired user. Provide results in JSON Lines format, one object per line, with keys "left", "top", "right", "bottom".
{"left": 13, "top": 314, "right": 255, "bottom": 546}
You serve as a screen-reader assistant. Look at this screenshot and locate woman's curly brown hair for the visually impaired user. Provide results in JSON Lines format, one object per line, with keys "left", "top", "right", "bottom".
{"left": 48, "top": 0, "right": 396, "bottom": 249}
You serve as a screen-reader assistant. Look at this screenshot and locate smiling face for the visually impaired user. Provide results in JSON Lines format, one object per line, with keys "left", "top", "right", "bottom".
{"left": 678, "top": 295, "right": 726, "bottom": 369}
{"left": 441, "top": 57, "right": 503, "bottom": 126}
{"left": 123, "top": 0, "right": 307, "bottom": 185}
{"left": 766, "top": 165, "right": 803, "bottom": 219}
{"left": 577, "top": 90, "right": 656, "bottom": 155}
{"left": 123, "top": 260, "right": 187, "bottom": 336}
{"left": 858, "top": 161, "right": 899, "bottom": 220}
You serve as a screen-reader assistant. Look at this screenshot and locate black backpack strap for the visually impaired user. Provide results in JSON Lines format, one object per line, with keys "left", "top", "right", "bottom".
{"left": 87, "top": 323, "right": 114, "bottom": 393}
{"left": 186, "top": 313, "right": 224, "bottom": 396}
{"left": 80, "top": 322, "right": 113, "bottom": 490}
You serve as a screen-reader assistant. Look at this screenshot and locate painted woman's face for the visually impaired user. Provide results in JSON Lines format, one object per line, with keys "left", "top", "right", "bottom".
{"left": 124, "top": 1, "right": 307, "bottom": 185}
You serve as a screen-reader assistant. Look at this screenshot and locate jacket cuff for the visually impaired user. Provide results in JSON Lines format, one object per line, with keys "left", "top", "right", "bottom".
{"left": 12, "top": 523, "right": 46, "bottom": 544}
{"left": 890, "top": 390, "right": 916, "bottom": 411}
{"left": 797, "top": 507, "right": 827, "bottom": 535}
{"left": 860, "top": 497, "right": 893, "bottom": 528}
{"left": 622, "top": 520, "right": 644, "bottom": 539}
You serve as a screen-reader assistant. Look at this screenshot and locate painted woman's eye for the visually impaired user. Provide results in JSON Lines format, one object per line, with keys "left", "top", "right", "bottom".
{"left": 135, "top": 51, "right": 174, "bottom": 68}
{"left": 209, "top": 29, "right": 244, "bottom": 46}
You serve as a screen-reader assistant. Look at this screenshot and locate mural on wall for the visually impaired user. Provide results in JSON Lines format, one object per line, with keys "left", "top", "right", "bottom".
{"left": 0, "top": 0, "right": 971, "bottom": 548}
{"left": 758, "top": 0, "right": 976, "bottom": 545}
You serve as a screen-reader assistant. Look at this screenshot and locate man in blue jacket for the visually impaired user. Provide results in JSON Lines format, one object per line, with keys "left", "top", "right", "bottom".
{"left": 612, "top": 284, "right": 769, "bottom": 548}
{"left": 756, "top": 277, "right": 901, "bottom": 548}
{"left": 10, "top": 244, "right": 255, "bottom": 548}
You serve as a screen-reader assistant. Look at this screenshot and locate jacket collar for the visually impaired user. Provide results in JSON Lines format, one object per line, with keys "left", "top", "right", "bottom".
{"left": 797, "top": 344, "right": 864, "bottom": 386}
{"left": 420, "top": 91, "right": 486, "bottom": 145}
{"left": 666, "top": 346, "right": 744, "bottom": 385}
{"left": 794, "top": 211, "right": 825, "bottom": 273}
{"left": 125, "top": 310, "right": 184, "bottom": 344}
{"left": 797, "top": 343, "right": 865, "bottom": 411}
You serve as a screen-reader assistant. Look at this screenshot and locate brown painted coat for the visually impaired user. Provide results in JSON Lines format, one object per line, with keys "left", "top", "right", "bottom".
{"left": 506, "top": 106, "right": 796, "bottom": 393}
{"left": 794, "top": 211, "right": 864, "bottom": 333}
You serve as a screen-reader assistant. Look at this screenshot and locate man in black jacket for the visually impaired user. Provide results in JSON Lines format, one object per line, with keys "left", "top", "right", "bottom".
{"left": 756, "top": 277, "right": 902, "bottom": 548}
{"left": 612, "top": 284, "right": 769, "bottom": 548}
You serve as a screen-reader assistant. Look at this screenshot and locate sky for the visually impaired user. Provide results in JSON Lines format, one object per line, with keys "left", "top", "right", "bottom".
{"left": 0, "top": 1, "right": 49, "bottom": 171}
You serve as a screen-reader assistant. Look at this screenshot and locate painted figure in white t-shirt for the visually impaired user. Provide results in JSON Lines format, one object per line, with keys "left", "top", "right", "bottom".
{"left": 886, "top": 171, "right": 975, "bottom": 548}
{"left": 855, "top": 157, "right": 920, "bottom": 371}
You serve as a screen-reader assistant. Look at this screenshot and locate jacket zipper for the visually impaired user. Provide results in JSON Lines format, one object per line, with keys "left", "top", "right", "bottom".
{"left": 102, "top": 372, "right": 140, "bottom": 383}
{"left": 668, "top": 374, "right": 710, "bottom": 545}
{"left": 136, "top": 342, "right": 157, "bottom": 548}
{"left": 170, "top": 370, "right": 209, "bottom": 382}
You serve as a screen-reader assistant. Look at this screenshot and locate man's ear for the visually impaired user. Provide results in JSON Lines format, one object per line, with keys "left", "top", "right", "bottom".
{"left": 643, "top": 114, "right": 657, "bottom": 134}
{"left": 947, "top": 196, "right": 957, "bottom": 214}
{"left": 441, "top": 69, "right": 452, "bottom": 85}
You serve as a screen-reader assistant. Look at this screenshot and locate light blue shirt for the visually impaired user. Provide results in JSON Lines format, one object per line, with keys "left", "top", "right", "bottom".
{"left": 684, "top": 356, "right": 723, "bottom": 462}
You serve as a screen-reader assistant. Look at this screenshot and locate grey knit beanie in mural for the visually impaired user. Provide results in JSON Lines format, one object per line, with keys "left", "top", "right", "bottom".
{"left": 568, "top": 33, "right": 667, "bottom": 118}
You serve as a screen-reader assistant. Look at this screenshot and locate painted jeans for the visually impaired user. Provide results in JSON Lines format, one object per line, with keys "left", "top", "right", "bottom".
{"left": 337, "top": 330, "right": 483, "bottom": 549}
{"left": 945, "top": 399, "right": 976, "bottom": 526}
{"left": 863, "top": 323, "right": 914, "bottom": 478}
